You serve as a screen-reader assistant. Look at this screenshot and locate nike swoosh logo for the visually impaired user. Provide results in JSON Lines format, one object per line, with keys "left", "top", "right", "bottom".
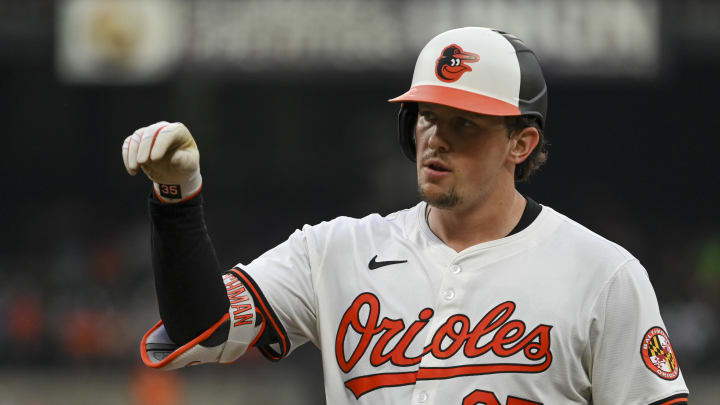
{"left": 368, "top": 255, "right": 408, "bottom": 270}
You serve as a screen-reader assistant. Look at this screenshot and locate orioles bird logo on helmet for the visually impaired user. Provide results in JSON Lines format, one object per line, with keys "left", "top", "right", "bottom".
{"left": 435, "top": 44, "right": 479, "bottom": 82}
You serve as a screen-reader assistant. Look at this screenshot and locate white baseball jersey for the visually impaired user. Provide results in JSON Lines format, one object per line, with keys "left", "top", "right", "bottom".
{"left": 235, "top": 202, "right": 688, "bottom": 404}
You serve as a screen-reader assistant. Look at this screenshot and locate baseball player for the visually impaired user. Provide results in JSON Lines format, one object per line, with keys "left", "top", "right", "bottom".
{"left": 122, "top": 27, "right": 689, "bottom": 404}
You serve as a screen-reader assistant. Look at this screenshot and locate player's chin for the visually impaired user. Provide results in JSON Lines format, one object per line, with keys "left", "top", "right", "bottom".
{"left": 418, "top": 182, "right": 460, "bottom": 209}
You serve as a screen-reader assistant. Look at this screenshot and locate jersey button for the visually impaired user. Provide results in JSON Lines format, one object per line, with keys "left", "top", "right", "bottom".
{"left": 450, "top": 265, "right": 462, "bottom": 274}
{"left": 443, "top": 289, "right": 455, "bottom": 301}
{"left": 417, "top": 391, "right": 428, "bottom": 403}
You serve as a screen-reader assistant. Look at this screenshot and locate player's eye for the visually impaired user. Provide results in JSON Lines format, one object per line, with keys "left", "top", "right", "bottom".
{"left": 419, "top": 110, "right": 437, "bottom": 123}
{"left": 455, "top": 117, "right": 477, "bottom": 130}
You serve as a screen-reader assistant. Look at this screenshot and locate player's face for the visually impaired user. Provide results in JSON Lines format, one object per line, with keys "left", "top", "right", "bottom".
{"left": 415, "top": 102, "right": 515, "bottom": 210}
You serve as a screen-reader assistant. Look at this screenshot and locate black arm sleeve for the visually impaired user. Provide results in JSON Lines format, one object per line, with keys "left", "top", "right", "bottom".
{"left": 149, "top": 192, "right": 230, "bottom": 346}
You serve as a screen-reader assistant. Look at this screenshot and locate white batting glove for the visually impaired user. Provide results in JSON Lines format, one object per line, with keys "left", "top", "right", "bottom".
{"left": 122, "top": 121, "right": 202, "bottom": 203}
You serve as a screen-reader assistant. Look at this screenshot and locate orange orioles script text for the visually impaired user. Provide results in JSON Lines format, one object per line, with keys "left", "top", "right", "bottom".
{"left": 335, "top": 293, "right": 553, "bottom": 398}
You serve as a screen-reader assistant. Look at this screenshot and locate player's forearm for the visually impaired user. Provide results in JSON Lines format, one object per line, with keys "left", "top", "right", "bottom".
{"left": 149, "top": 192, "right": 229, "bottom": 345}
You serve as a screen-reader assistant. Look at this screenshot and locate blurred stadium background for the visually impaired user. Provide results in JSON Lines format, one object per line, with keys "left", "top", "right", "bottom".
{"left": 1, "top": 0, "right": 719, "bottom": 404}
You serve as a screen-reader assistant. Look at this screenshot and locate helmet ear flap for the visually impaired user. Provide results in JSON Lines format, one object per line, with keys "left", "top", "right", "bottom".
{"left": 398, "top": 102, "right": 418, "bottom": 162}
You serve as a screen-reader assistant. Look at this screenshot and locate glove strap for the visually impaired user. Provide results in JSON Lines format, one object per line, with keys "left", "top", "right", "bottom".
{"left": 153, "top": 171, "right": 203, "bottom": 204}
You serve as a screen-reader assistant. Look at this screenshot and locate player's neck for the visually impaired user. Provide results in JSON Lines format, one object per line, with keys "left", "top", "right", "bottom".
{"left": 427, "top": 186, "right": 526, "bottom": 253}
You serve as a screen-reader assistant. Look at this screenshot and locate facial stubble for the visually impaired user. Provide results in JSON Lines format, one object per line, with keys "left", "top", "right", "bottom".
{"left": 418, "top": 183, "right": 461, "bottom": 209}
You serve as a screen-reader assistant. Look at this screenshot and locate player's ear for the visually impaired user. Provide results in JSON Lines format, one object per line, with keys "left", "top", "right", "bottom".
{"left": 508, "top": 126, "right": 539, "bottom": 164}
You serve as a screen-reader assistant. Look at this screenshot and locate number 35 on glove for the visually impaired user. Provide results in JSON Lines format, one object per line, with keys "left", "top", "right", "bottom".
{"left": 122, "top": 121, "right": 203, "bottom": 203}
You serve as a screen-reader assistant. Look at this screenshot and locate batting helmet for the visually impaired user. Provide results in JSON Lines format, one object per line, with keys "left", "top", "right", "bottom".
{"left": 389, "top": 27, "right": 548, "bottom": 162}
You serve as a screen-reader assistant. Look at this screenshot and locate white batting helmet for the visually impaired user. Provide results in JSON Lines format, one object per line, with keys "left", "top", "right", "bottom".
{"left": 389, "top": 27, "right": 548, "bottom": 162}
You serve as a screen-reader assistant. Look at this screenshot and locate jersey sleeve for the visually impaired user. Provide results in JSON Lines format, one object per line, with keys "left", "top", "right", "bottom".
{"left": 234, "top": 227, "right": 318, "bottom": 361}
{"left": 589, "top": 259, "right": 689, "bottom": 405}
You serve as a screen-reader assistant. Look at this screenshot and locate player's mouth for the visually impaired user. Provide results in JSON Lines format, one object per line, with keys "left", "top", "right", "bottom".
{"left": 422, "top": 158, "right": 452, "bottom": 178}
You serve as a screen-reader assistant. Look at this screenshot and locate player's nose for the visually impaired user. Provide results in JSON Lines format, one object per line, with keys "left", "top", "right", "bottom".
{"left": 426, "top": 123, "right": 451, "bottom": 153}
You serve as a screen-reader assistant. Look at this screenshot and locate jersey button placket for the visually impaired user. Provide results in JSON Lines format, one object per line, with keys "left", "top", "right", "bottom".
{"left": 442, "top": 264, "right": 461, "bottom": 302}
{"left": 412, "top": 383, "right": 437, "bottom": 405}
{"left": 414, "top": 261, "right": 461, "bottom": 405}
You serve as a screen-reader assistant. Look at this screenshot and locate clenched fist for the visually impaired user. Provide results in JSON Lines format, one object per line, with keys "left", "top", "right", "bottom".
{"left": 122, "top": 121, "right": 202, "bottom": 203}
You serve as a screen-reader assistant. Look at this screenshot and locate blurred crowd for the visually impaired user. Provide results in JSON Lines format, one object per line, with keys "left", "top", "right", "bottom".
{"left": 1, "top": 195, "right": 718, "bottom": 371}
